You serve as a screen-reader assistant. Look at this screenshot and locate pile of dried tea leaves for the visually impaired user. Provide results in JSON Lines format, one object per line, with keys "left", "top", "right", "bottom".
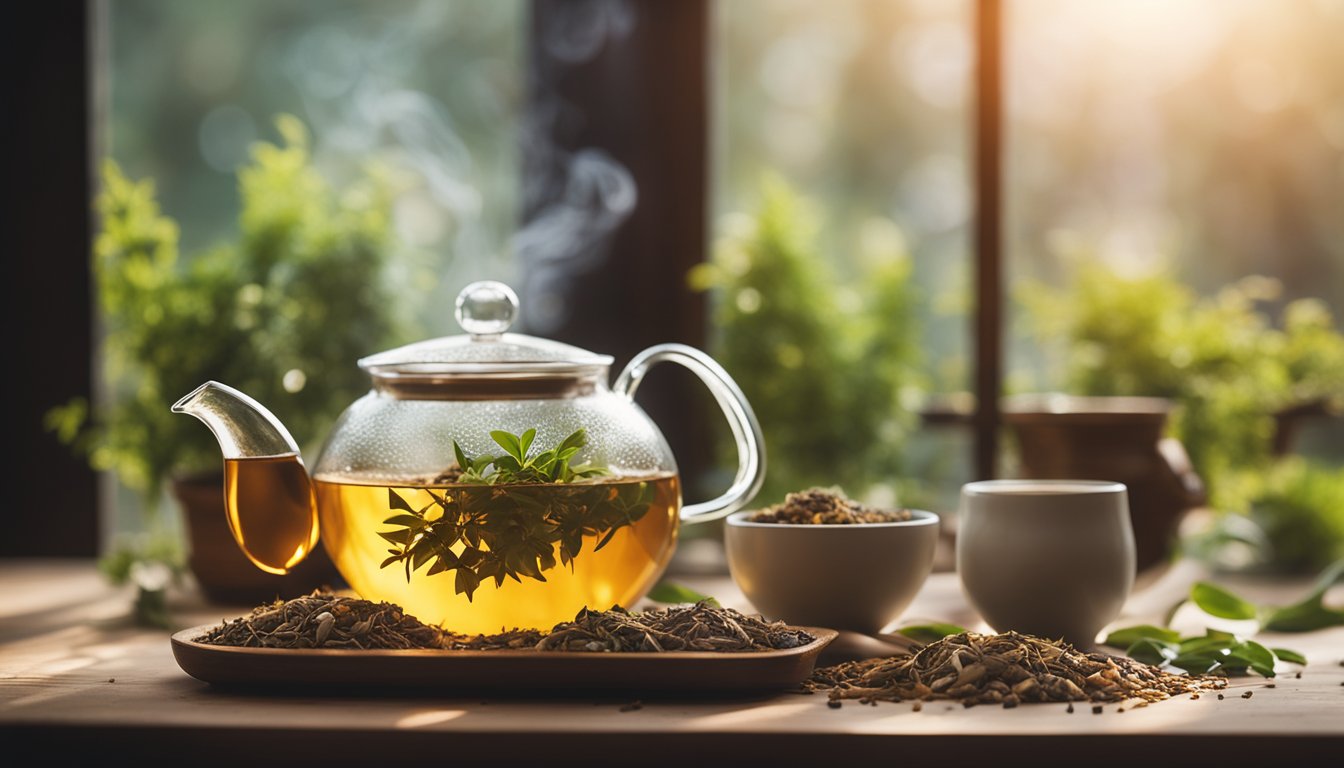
{"left": 530, "top": 603, "right": 814, "bottom": 652}
{"left": 748, "top": 487, "right": 912, "bottom": 525}
{"left": 805, "top": 631, "right": 1227, "bottom": 708}
{"left": 196, "top": 592, "right": 445, "bottom": 650}
{"left": 198, "top": 594, "right": 815, "bottom": 654}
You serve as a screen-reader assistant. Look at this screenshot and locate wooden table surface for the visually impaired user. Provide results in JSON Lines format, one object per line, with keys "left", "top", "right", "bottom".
{"left": 2, "top": 558, "right": 1340, "bottom": 764}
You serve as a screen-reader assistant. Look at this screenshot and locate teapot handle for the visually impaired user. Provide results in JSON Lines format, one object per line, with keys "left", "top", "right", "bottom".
{"left": 614, "top": 344, "right": 766, "bottom": 522}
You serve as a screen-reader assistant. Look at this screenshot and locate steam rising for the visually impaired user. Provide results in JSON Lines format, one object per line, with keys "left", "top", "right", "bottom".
{"left": 276, "top": 0, "right": 640, "bottom": 335}
{"left": 517, "top": 0, "right": 640, "bottom": 333}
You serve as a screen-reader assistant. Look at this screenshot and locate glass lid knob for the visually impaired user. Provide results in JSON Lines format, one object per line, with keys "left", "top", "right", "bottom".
{"left": 455, "top": 281, "right": 519, "bottom": 338}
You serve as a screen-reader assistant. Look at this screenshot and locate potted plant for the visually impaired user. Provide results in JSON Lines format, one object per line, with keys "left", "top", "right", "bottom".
{"left": 52, "top": 116, "right": 412, "bottom": 606}
{"left": 1019, "top": 261, "right": 1344, "bottom": 572}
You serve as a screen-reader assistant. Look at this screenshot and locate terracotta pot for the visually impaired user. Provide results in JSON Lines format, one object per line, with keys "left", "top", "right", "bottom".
{"left": 170, "top": 472, "right": 343, "bottom": 605}
{"left": 1003, "top": 395, "right": 1206, "bottom": 573}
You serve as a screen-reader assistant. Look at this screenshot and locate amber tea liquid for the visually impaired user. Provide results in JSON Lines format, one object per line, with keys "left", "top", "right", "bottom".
{"left": 223, "top": 454, "right": 321, "bottom": 574}
{"left": 315, "top": 474, "right": 680, "bottom": 633}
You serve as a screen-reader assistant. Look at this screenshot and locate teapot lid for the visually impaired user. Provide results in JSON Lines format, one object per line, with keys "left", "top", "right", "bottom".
{"left": 358, "top": 281, "right": 612, "bottom": 381}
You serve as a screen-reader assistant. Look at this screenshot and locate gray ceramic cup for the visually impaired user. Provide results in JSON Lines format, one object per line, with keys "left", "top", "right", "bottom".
{"left": 724, "top": 509, "right": 939, "bottom": 632}
{"left": 957, "top": 480, "right": 1135, "bottom": 648}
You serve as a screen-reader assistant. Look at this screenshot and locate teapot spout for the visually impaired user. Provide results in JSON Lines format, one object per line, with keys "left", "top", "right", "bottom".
{"left": 173, "top": 381, "right": 319, "bottom": 575}
{"left": 172, "top": 380, "right": 302, "bottom": 460}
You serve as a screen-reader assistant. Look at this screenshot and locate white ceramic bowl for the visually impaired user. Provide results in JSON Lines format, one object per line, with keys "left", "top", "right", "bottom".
{"left": 723, "top": 509, "right": 940, "bottom": 632}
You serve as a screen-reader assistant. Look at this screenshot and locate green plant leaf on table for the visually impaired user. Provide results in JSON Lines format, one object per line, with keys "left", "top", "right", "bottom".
{"left": 1163, "top": 559, "right": 1344, "bottom": 632}
{"left": 1103, "top": 624, "right": 1182, "bottom": 647}
{"left": 894, "top": 623, "right": 968, "bottom": 644}
{"left": 1269, "top": 647, "right": 1308, "bottom": 665}
{"left": 1262, "top": 559, "right": 1344, "bottom": 631}
{"left": 645, "top": 581, "right": 720, "bottom": 607}
{"left": 1104, "top": 626, "right": 1304, "bottom": 678}
{"left": 1124, "top": 637, "right": 1180, "bottom": 666}
{"left": 1190, "top": 581, "right": 1260, "bottom": 620}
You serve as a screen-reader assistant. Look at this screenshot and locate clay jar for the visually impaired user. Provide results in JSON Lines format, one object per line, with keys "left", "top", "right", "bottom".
{"left": 1003, "top": 395, "right": 1205, "bottom": 573}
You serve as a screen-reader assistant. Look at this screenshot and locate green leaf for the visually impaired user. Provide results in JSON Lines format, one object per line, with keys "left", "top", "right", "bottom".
{"left": 1248, "top": 662, "right": 1277, "bottom": 678}
{"left": 490, "top": 430, "right": 523, "bottom": 461}
{"left": 1262, "top": 601, "right": 1344, "bottom": 632}
{"left": 1171, "top": 653, "right": 1222, "bottom": 674}
{"left": 1270, "top": 647, "right": 1307, "bottom": 665}
{"left": 458, "top": 547, "right": 484, "bottom": 568}
{"left": 1262, "top": 559, "right": 1344, "bottom": 632}
{"left": 411, "top": 546, "right": 435, "bottom": 570}
{"left": 382, "top": 514, "right": 424, "bottom": 528}
{"left": 1182, "top": 632, "right": 1241, "bottom": 656}
{"left": 518, "top": 428, "right": 536, "bottom": 458}
{"left": 1190, "top": 581, "right": 1258, "bottom": 620}
{"left": 1227, "top": 640, "right": 1277, "bottom": 677}
{"left": 558, "top": 428, "right": 588, "bottom": 455}
{"left": 1104, "top": 624, "right": 1182, "bottom": 648}
{"left": 646, "top": 581, "right": 720, "bottom": 606}
{"left": 896, "top": 623, "right": 968, "bottom": 644}
{"left": 455, "top": 568, "right": 482, "bottom": 600}
{"left": 388, "top": 488, "right": 417, "bottom": 514}
{"left": 377, "top": 529, "right": 411, "bottom": 545}
{"left": 593, "top": 526, "right": 619, "bottom": 552}
{"left": 1126, "top": 638, "right": 1180, "bottom": 665}
{"left": 453, "top": 441, "right": 472, "bottom": 474}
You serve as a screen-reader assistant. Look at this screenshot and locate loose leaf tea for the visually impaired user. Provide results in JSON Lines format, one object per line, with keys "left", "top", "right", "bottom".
{"left": 195, "top": 593, "right": 444, "bottom": 650}
{"left": 748, "top": 487, "right": 912, "bottom": 525}
{"left": 528, "top": 603, "right": 814, "bottom": 652}
{"left": 378, "top": 428, "right": 654, "bottom": 599}
{"left": 197, "top": 593, "right": 816, "bottom": 654}
{"left": 805, "top": 631, "right": 1226, "bottom": 708}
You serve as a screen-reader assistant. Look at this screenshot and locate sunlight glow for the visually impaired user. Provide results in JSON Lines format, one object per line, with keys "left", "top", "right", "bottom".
{"left": 395, "top": 709, "right": 467, "bottom": 729}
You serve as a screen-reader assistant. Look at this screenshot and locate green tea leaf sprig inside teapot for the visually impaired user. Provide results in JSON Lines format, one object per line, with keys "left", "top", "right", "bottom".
{"left": 454, "top": 428, "right": 608, "bottom": 485}
{"left": 377, "top": 428, "right": 654, "bottom": 600}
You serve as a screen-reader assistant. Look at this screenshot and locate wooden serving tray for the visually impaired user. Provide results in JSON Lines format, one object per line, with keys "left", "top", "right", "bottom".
{"left": 170, "top": 624, "right": 838, "bottom": 695}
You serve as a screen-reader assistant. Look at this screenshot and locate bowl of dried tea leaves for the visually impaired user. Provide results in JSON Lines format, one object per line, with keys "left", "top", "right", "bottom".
{"left": 725, "top": 487, "right": 939, "bottom": 633}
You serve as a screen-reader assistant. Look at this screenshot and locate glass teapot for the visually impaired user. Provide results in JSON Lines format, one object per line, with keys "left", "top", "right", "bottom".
{"left": 174, "top": 281, "right": 764, "bottom": 632}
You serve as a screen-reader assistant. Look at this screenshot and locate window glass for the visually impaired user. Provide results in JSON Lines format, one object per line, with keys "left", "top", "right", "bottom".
{"left": 99, "top": 0, "right": 525, "bottom": 536}
{"left": 1006, "top": 0, "right": 1344, "bottom": 508}
{"left": 713, "top": 0, "right": 972, "bottom": 512}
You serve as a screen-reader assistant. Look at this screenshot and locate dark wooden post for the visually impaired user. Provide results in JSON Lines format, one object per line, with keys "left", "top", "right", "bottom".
{"left": 4, "top": 1, "right": 99, "bottom": 555}
{"left": 523, "top": 0, "right": 711, "bottom": 490}
{"left": 973, "top": 0, "right": 1004, "bottom": 481}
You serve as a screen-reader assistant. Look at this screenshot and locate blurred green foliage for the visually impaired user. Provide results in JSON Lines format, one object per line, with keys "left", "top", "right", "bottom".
{"left": 1022, "top": 261, "right": 1344, "bottom": 571}
{"left": 1249, "top": 459, "right": 1344, "bottom": 574}
{"left": 50, "top": 116, "right": 410, "bottom": 510}
{"left": 690, "top": 175, "right": 922, "bottom": 505}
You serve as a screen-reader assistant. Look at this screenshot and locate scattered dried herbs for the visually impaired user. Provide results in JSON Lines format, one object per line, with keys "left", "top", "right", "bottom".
{"left": 529, "top": 603, "right": 813, "bottom": 652}
{"left": 748, "top": 487, "right": 911, "bottom": 525}
{"left": 197, "top": 593, "right": 815, "bottom": 654}
{"left": 804, "top": 631, "right": 1226, "bottom": 708}
{"left": 196, "top": 592, "right": 444, "bottom": 649}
